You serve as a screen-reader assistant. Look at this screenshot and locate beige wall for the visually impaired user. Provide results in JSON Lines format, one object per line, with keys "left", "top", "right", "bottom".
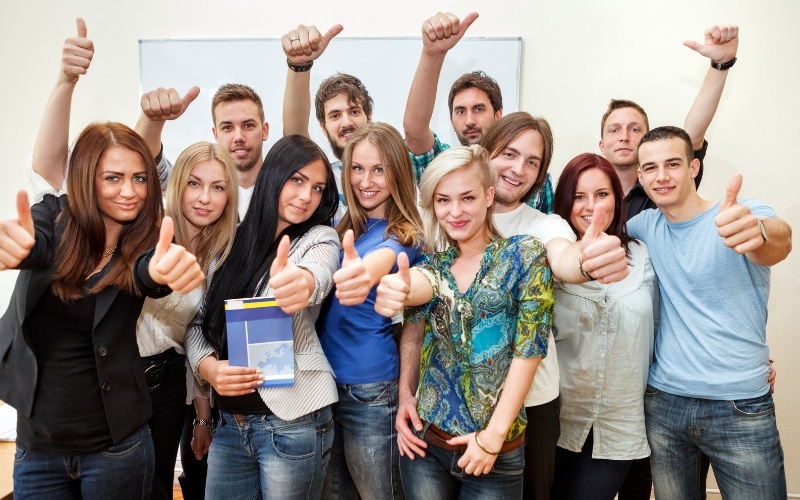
{"left": 0, "top": 0, "right": 797, "bottom": 495}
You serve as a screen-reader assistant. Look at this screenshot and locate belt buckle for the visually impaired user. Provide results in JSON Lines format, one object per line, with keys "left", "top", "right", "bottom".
{"left": 144, "top": 362, "right": 162, "bottom": 391}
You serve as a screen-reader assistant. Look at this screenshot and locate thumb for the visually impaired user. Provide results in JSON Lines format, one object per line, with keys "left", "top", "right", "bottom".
{"left": 76, "top": 17, "right": 87, "bottom": 38}
{"left": 271, "top": 235, "right": 291, "bottom": 275}
{"left": 16, "top": 191, "right": 34, "bottom": 237}
{"left": 720, "top": 173, "right": 742, "bottom": 212}
{"left": 584, "top": 202, "right": 613, "bottom": 243}
{"left": 341, "top": 229, "right": 359, "bottom": 265}
{"left": 156, "top": 216, "right": 174, "bottom": 256}
{"left": 183, "top": 86, "right": 201, "bottom": 109}
{"left": 459, "top": 12, "right": 479, "bottom": 33}
{"left": 323, "top": 24, "right": 344, "bottom": 44}
{"left": 396, "top": 252, "right": 411, "bottom": 286}
{"left": 683, "top": 39, "right": 705, "bottom": 55}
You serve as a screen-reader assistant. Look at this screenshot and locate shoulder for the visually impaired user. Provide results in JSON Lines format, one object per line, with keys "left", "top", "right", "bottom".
{"left": 295, "top": 225, "right": 339, "bottom": 247}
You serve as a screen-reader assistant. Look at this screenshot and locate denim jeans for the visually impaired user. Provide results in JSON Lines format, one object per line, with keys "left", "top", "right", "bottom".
{"left": 206, "top": 406, "right": 334, "bottom": 500}
{"left": 644, "top": 386, "right": 787, "bottom": 500}
{"left": 322, "top": 380, "right": 403, "bottom": 500}
{"left": 399, "top": 423, "right": 525, "bottom": 500}
{"left": 551, "top": 429, "right": 632, "bottom": 500}
{"left": 13, "top": 424, "right": 154, "bottom": 500}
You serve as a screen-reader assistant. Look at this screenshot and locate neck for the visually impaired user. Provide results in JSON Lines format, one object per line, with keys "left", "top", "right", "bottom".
{"left": 492, "top": 200, "right": 521, "bottom": 214}
{"left": 237, "top": 164, "right": 262, "bottom": 189}
{"left": 614, "top": 165, "right": 639, "bottom": 196}
{"left": 456, "top": 229, "right": 492, "bottom": 259}
{"left": 659, "top": 194, "right": 714, "bottom": 223}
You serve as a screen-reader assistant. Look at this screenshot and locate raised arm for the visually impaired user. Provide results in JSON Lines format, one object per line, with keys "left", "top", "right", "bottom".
{"left": 134, "top": 86, "right": 200, "bottom": 158}
{"left": 32, "top": 17, "right": 93, "bottom": 191}
{"left": 404, "top": 12, "right": 478, "bottom": 155}
{"left": 281, "top": 23, "right": 343, "bottom": 137}
{"left": 683, "top": 24, "right": 739, "bottom": 149}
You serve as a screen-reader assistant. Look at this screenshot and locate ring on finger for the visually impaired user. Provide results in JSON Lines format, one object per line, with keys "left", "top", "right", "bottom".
{"left": 290, "top": 36, "right": 300, "bottom": 42}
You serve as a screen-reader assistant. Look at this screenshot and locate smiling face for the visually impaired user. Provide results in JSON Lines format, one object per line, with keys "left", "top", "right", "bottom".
{"left": 599, "top": 107, "right": 647, "bottom": 170}
{"left": 490, "top": 129, "right": 544, "bottom": 212}
{"left": 637, "top": 137, "right": 700, "bottom": 214}
{"left": 212, "top": 99, "right": 269, "bottom": 174}
{"left": 181, "top": 159, "right": 230, "bottom": 239}
{"left": 349, "top": 140, "right": 391, "bottom": 219}
{"left": 320, "top": 93, "right": 370, "bottom": 159}
{"left": 276, "top": 159, "right": 329, "bottom": 236}
{"left": 432, "top": 166, "right": 494, "bottom": 247}
{"left": 451, "top": 87, "right": 502, "bottom": 146}
{"left": 94, "top": 146, "right": 148, "bottom": 232}
{"left": 570, "top": 168, "right": 615, "bottom": 238}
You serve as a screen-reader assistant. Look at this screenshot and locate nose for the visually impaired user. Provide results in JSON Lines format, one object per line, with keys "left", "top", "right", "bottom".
{"left": 360, "top": 171, "right": 373, "bottom": 188}
{"left": 510, "top": 157, "right": 525, "bottom": 175}
{"left": 298, "top": 184, "right": 313, "bottom": 202}
{"left": 465, "top": 111, "right": 477, "bottom": 126}
{"left": 198, "top": 186, "right": 210, "bottom": 204}
{"left": 233, "top": 126, "right": 245, "bottom": 143}
{"left": 341, "top": 113, "right": 354, "bottom": 129}
{"left": 450, "top": 199, "right": 463, "bottom": 217}
{"left": 620, "top": 128, "right": 630, "bottom": 142}
{"left": 120, "top": 179, "right": 135, "bottom": 198}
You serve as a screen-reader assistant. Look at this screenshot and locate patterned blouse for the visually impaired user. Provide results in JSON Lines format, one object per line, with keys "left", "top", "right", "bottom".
{"left": 407, "top": 235, "right": 554, "bottom": 441}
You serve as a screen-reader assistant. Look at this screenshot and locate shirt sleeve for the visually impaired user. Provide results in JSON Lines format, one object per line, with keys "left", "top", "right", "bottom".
{"left": 527, "top": 172, "right": 555, "bottom": 215}
{"left": 511, "top": 237, "right": 554, "bottom": 359}
{"left": 408, "top": 133, "right": 450, "bottom": 184}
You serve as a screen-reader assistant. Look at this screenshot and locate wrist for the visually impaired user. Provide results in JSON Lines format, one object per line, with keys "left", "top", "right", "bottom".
{"left": 193, "top": 418, "right": 213, "bottom": 427}
{"left": 710, "top": 57, "right": 737, "bottom": 71}
{"left": 287, "top": 58, "right": 313, "bottom": 72}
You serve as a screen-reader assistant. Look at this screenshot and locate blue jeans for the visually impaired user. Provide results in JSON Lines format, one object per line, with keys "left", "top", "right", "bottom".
{"left": 322, "top": 380, "right": 403, "bottom": 500}
{"left": 399, "top": 423, "right": 525, "bottom": 500}
{"left": 13, "top": 424, "right": 154, "bottom": 499}
{"left": 551, "top": 429, "right": 632, "bottom": 500}
{"left": 206, "top": 407, "right": 334, "bottom": 500}
{"left": 644, "top": 386, "right": 786, "bottom": 500}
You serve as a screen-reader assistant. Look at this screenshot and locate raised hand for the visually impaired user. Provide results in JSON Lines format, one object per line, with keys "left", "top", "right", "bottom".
{"left": 269, "top": 235, "right": 313, "bottom": 314}
{"left": 684, "top": 24, "right": 739, "bottom": 64}
{"left": 60, "top": 17, "right": 94, "bottom": 85}
{"left": 0, "top": 191, "right": 36, "bottom": 270}
{"left": 283, "top": 24, "right": 343, "bottom": 65}
{"left": 715, "top": 173, "right": 763, "bottom": 254}
{"left": 148, "top": 216, "right": 205, "bottom": 293}
{"left": 374, "top": 252, "right": 411, "bottom": 317}
{"left": 580, "top": 202, "right": 628, "bottom": 284}
{"left": 333, "top": 229, "right": 372, "bottom": 305}
{"left": 140, "top": 86, "right": 200, "bottom": 122}
{"left": 421, "top": 11, "right": 479, "bottom": 56}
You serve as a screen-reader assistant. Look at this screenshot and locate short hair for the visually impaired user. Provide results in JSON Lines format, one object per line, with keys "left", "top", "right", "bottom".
{"left": 53, "top": 122, "right": 163, "bottom": 300}
{"left": 166, "top": 141, "right": 239, "bottom": 275}
{"left": 418, "top": 145, "right": 500, "bottom": 253}
{"left": 638, "top": 126, "right": 694, "bottom": 163}
{"left": 600, "top": 99, "right": 650, "bottom": 137}
{"left": 448, "top": 71, "right": 503, "bottom": 116}
{"left": 481, "top": 111, "right": 554, "bottom": 203}
{"left": 314, "top": 73, "right": 374, "bottom": 123}
{"left": 338, "top": 122, "right": 423, "bottom": 249}
{"left": 553, "top": 153, "right": 635, "bottom": 256}
{"left": 211, "top": 83, "right": 265, "bottom": 124}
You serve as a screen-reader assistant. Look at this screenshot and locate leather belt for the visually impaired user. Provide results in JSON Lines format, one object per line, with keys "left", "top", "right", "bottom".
{"left": 425, "top": 422, "right": 525, "bottom": 454}
{"left": 141, "top": 347, "right": 184, "bottom": 391}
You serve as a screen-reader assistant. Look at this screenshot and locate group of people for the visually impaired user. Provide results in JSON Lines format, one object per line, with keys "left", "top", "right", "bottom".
{"left": 0, "top": 10, "right": 791, "bottom": 500}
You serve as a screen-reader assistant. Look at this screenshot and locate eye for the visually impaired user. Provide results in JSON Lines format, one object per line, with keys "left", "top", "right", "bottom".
{"left": 313, "top": 184, "right": 325, "bottom": 193}
{"left": 527, "top": 160, "right": 539, "bottom": 169}
{"left": 221, "top": 125, "right": 232, "bottom": 132}
{"left": 244, "top": 123, "right": 254, "bottom": 129}
{"left": 329, "top": 113, "right": 340, "bottom": 120}
{"left": 187, "top": 180, "right": 199, "bottom": 187}
{"left": 213, "top": 184, "right": 226, "bottom": 191}
{"left": 374, "top": 167, "right": 384, "bottom": 175}
{"left": 609, "top": 127, "right": 618, "bottom": 134}
{"left": 351, "top": 109, "right": 361, "bottom": 116}
{"left": 290, "top": 176, "right": 303, "bottom": 184}
{"left": 455, "top": 109, "right": 464, "bottom": 116}
{"left": 436, "top": 197, "right": 449, "bottom": 204}
{"left": 476, "top": 106, "right": 485, "bottom": 112}
{"left": 642, "top": 165, "right": 655, "bottom": 173}
{"left": 574, "top": 194, "right": 585, "bottom": 201}
{"left": 134, "top": 175, "right": 147, "bottom": 184}
{"left": 503, "top": 151, "right": 515, "bottom": 159}
{"left": 463, "top": 196, "right": 475, "bottom": 202}
{"left": 597, "top": 191, "right": 609, "bottom": 198}
{"left": 105, "top": 175, "right": 119, "bottom": 182}
{"left": 352, "top": 165, "right": 364, "bottom": 173}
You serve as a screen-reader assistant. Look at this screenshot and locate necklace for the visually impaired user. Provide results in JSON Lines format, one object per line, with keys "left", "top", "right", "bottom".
{"left": 101, "top": 246, "right": 116, "bottom": 259}
{"left": 358, "top": 219, "right": 383, "bottom": 240}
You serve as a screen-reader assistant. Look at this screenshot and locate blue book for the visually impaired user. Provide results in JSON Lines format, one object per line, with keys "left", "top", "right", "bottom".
{"left": 225, "top": 297, "right": 294, "bottom": 388}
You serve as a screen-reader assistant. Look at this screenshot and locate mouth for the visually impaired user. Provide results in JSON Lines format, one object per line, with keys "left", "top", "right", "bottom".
{"left": 231, "top": 147, "right": 250, "bottom": 158}
{"left": 359, "top": 190, "right": 378, "bottom": 199}
{"left": 581, "top": 215, "right": 593, "bottom": 225}
{"left": 116, "top": 202, "right": 138, "bottom": 211}
{"left": 193, "top": 207, "right": 212, "bottom": 216}
{"left": 501, "top": 175, "right": 522, "bottom": 187}
{"left": 339, "top": 128, "right": 355, "bottom": 141}
{"left": 448, "top": 220, "right": 468, "bottom": 228}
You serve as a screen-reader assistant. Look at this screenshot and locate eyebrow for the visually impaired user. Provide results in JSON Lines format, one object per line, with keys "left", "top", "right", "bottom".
{"left": 506, "top": 146, "right": 541, "bottom": 161}
{"left": 435, "top": 189, "right": 476, "bottom": 197}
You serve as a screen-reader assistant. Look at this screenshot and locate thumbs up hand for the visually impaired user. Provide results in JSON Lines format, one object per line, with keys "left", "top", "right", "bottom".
{"left": 579, "top": 202, "right": 628, "bottom": 284}
{"left": 374, "top": 252, "right": 412, "bottom": 317}
{"left": 148, "top": 216, "right": 205, "bottom": 293}
{"left": 333, "top": 230, "right": 372, "bottom": 305}
{"left": 140, "top": 86, "right": 200, "bottom": 122}
{"left": 269, "top": 235, "right": 313, "bottom": 314}
{"left": 0, "top": 191, "right": 36, "bottom": 270}
{"left": 60, "top": 17, "right": 94, "bottom": 84}
{"left": 715, "top": 174, "right": 764, "bottom": 254}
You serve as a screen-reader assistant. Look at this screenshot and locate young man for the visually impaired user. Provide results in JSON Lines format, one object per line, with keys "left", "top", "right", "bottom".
{"left": 403, "top": 11, "right": 554, "bottom": 213}
{"left": 629, "top": 126, "right": 790, "bottom": 499}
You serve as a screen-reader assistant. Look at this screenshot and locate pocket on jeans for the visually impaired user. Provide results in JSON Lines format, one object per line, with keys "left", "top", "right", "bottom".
{"left": 14, "top": 445, "right": 29, "bottom": 463}
{"left": 102, "top": 433, "right": 144, "bottom": 457}
{"left": 731, "top": 392, "right": 774, "bottom": 417}
{"left": 644, "top": 385, "right": 660, "bottom": 397}
{"left": 349, "top": 382, "right": 391, "bottom": 404}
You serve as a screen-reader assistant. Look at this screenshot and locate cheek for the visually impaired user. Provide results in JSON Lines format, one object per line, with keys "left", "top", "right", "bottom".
{"left": 135, "top": 183, "right": 149, "bottom": 200}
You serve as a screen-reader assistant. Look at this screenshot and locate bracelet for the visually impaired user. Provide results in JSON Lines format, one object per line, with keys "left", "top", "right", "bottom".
{"left": 474, "top": 430, "right": 500, "bottom": 456}
{"left": 193, "top": 418, "right": 213, "bottom": 427}
{"left": 710, "top": 57, "right": 737, "bottom": 71}
{"left": 287, "top": 58, "right": 313, "bottom": 72}
{"left": 579, "top": 258, "right": 595, "bottom": 281}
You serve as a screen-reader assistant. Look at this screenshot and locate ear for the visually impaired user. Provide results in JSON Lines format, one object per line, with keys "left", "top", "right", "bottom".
{"left": 637, "top": 167, "right": 644, "bottom": 184}
{"left": 494, "top": 108, "right": 503, "bottom": 120}
{"left": 598, "top": 139, "right": 606, "bottom": 154}
{"left": 261, "top": 122, "right": 270, "bottom": 141}
{"left": 689, "top": 158, "right": 700, "bottom": 178}
{"left": 485, "top": 185, "right": 495, "bottom": 207}
{"left": 212, "top": 126, "right": 219, "bottom": 141}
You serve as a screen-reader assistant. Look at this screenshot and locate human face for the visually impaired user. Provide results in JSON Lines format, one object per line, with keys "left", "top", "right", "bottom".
{"left": 276, "top": 159, "right": 329, "bottom": 236}
{"left": 451, "top": 87, "right": 501, "bottom": 146}
{"left": 433, "top": 167, "right": 494, "bottom": 247}
{"left": 570, "top": 168, "right": 615, "bottom": 239}
{"left": 350, "top": 141, "right": 391, "bottom": 219}
{"left": 637, "top": 137, "right": 699, "bottom": 213}
{"left": 212, "top": 100, "right": 269, "bottom": 173}
{"left": 320, "top": 93, "right": 370, "bottom": 159}
{"left": 182, "top": 160, "right": 230, "bottom": 239}
{"left": 599, "top": 107, "right": 647, "bottom": 169}
{"left": 490, "top": 129, "right": 544, "bottom": 212}
{"left": 95, "top": 146, "right": 148, "bottom": 231}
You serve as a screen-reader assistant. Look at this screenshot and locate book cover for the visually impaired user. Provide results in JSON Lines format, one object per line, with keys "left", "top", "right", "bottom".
{"left": 225, "top": 297, "right": 294, "bottom": 388}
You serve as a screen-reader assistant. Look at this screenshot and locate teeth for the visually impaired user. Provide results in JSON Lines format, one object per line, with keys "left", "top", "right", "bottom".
{"left": 502, "top": 176, "right": 521, "bottom": 186}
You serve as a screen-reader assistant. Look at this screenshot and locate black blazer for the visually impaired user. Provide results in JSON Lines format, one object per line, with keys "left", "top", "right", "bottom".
{"left": 0, "top": 195, "right": 169, "bottom": 444}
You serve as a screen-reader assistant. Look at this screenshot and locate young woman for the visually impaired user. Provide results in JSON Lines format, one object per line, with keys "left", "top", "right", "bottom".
{"left": 186, "top": 134, "right": 340, "bottom": 499}
{"left": 549, "top": 153, "right": 657, "bottom": 500}
{"left": 317, "top": 123, "right": 423, "bottom": 499}
{"left": 0, "top": 122, "right": 204, "bottom": 499}
{"left": 375, "top": 145, "right": 554, "bottom": 499}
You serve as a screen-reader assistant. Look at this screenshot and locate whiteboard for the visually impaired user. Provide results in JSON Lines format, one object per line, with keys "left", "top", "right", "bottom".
{"left": 139, "top": 36, "right": 521, "bottom": 163}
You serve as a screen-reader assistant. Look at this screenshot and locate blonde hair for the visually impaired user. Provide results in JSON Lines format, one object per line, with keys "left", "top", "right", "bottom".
{"left": 418, "top": 145, "right": 499, "bottom": 252}
{"left": 165, "top": 142, "right": 239, "bottom": 274}
{"left": 337, "top": 123, "right": 423, "bottom": 248}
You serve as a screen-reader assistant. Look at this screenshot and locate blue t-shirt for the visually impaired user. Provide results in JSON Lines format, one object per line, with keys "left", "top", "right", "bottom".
{"left": 627, "top": 200, "right": 776, "bottom": 400}
{"left": 320, "top": 219, "right": 421, "bottom": 384}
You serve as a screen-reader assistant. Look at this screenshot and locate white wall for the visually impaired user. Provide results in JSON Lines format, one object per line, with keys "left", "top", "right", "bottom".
{"left": 0, "top": 0, "right": 797, "bottom": 494}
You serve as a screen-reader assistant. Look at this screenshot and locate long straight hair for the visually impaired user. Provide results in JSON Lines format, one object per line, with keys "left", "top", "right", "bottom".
{"left": 165, "top": 142, "right": 238, "bottom": 275}
{"left": 51, "top": 122, "right": 162, "bottom": 300}
{"left": 336, "top": 122, "right": 422, "bottom": 248}
{"left": 202, "top": 135, "right": 338, "bottom": 354}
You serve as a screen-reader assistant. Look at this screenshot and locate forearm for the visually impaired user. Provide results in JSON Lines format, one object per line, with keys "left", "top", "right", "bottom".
{"left": 404, "top": 51, "right": 446, "bottom": 154}
{"left": 406, "top": 269, "right": 435, "bottom": 306}
{"left": 134, "top": 114, "right": 166, "bottom": 158}
{"left": 684, "top": 67, "right": 729, "bottom": 149}
{"left": 547, "top": 239, "right": 588, "bottom": 284}
{"left": 482, "top": 357, "right": 540, "bottom": 441}
{"left": 748, "top": 218, "right": 792, "bottom": 266}
{"left": 32, "top": 81, "right": 76, "bottom": 190}
{"left": 398, "top": 321, "right": 424, "bottom": 399}
{"left": 282, "top": 68, "right": 312, "bottom": 137}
